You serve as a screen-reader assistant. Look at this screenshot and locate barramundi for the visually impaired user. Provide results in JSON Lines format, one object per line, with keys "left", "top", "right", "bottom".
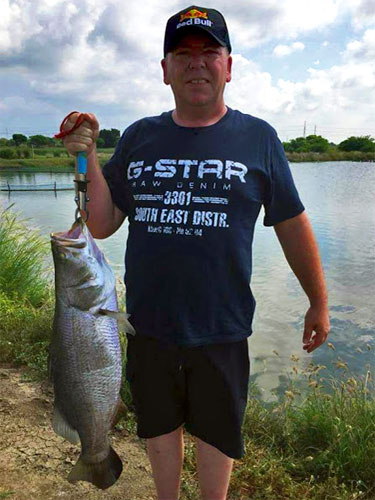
{"left": 50, "top": 218, "right": 134, "bottom": 489}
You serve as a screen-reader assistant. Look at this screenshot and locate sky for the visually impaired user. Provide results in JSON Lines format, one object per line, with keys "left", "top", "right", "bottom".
{"left": 0, "top": 0, "right": 374, "bottom": 143}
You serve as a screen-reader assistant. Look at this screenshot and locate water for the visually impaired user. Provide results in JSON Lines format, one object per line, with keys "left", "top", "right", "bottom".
{"left": 1, "top": 162, "right": 374, "bottom": 400}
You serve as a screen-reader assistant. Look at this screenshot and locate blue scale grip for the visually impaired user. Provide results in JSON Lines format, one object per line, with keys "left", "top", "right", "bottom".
{"left": 77, "top": 152, "right": 87, "bottom": 174}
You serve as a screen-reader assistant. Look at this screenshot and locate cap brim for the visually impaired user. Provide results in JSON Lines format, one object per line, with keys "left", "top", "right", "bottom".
{"left": 165, "top": 26, "right": 227, "bottom": 56}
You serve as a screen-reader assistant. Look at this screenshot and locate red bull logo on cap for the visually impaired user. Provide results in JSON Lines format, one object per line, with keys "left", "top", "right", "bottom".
{"left": 180, "top": 9, "right": 208, "bottom": 21}
{"left": 177, "top": 8, "right": 213, "bottom": 29}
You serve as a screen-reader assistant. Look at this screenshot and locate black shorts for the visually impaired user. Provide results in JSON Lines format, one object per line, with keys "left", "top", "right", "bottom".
{"left": 125, "top": 334, "right": 250, "bottom": 459}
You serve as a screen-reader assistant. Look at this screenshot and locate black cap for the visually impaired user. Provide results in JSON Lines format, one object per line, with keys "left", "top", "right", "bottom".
{"left": 163, "top": 5, "right": 231, "bottom": 57}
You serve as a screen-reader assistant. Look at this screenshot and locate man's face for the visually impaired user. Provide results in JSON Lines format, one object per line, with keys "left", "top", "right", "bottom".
{"left": 161, "top": 32, "right": 232, "bottom": 109}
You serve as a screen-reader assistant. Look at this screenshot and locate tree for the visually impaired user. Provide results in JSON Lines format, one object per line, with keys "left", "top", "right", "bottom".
{"left": 283, "top": 135, "right": 330, "bottom": 153}
{"left": 12, "top": 134, "right": 28, "bottom": 146}
{"left": 283, "top": 137, "right": 309, "bottom": 152}
{"left": 28, "top": 135, "right": 54, "bottom": 147}
{"left": 305, "top": 135, "right": 330, "bottom": 153}
{"left": 99, "top": 128, "right": 120, "bottom": 148}
{"left": 0, "top": 148, "right": 16, "bottom": 159}
{"left": 338, "top": 136, "right": 375, "bottom": 152}
{"left": 96, "top": 137, "right": 105, "bottom": 148}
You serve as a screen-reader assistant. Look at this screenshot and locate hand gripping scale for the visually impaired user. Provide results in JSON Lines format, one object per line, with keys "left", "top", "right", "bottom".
{"left": 55, "top": 111, "right": 90, "bottom": 221}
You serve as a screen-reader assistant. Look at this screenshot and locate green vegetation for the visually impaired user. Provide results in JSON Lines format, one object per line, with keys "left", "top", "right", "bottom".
{"left": 0, "top": 207, "right": 52, "bottom": 377}
{"left": 98, "top": 128, "right": 120, "bottom": 147}
{"left": 0, "top": 132, "right": 374, "bottom": 169}
{"left": 283, "top": 134, "right": 375, "bottom": 162}
{"left": 286, "top": 150, "right": 375, "bottom": 163}
{"left": 0, "top": 207, "right": 49, "bottom": 306}
{"left": 284, "top": 135, "right": 330, "bottom": 153}
{"left": 338, "top": 136, "right": 375, "bottom": 153}
{"left": 182, "top": 360, "right": 375, "bottom": 499}
{"left": 0, "top": 491, "right": 15, "bottom": 499}
{"left": 1, "top": 207, "right": 375, "bottom": 499}
{"left": 0, "top": 150, "right": 113, "bottom": 171}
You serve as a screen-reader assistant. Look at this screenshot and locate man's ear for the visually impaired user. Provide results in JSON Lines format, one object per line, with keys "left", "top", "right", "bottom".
{"left": 161, "top": 58, "right": 170, "bottom": 85}
{"left": 226, "top": 55, "right": 232, "bottom": 83}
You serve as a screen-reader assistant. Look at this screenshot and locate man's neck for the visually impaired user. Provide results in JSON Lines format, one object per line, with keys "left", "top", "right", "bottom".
{"left": 172, "top": 104, "right": 228, "bottom": 128}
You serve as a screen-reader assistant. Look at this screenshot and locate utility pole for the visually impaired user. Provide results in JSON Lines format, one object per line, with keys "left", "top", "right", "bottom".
{"left": 303, "top": 121, "right": 306, "bottom": 138}
{"left": 314, "top": 125, "right": 317, "bottom": 135}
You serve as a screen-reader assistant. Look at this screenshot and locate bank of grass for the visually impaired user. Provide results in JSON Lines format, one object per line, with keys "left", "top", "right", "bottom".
{"left": 0, "top": 207, "right": 49, "bottom": 306}
{"left": 0, "top": 206, "right": 53, "bottom": 376}
{"left": 0, "top": 147, "right": 374, "bottom": 171}
{"left": 0, "top": 157, "right": 110, "bottom": 172}
{"left": 286, "top": 150, "right": 375, "bottom": 163}
{"left": 1, "top": 208, "right": 375, "bottom": 499}
{"left": 0, "top": 148, "right": 114, "bottom": 170}
{"left": 182, "top": 364, "right": 375, "bottom": 499}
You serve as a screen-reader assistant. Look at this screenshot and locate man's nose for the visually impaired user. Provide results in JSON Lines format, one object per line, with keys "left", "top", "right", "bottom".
{"left": 187, "top": 53, "right": 206, "bottom": 69}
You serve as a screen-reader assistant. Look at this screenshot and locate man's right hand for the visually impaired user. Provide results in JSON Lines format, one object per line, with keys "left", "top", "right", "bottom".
{"left": 62, "top": 112, "right": 99, "bottom": 156}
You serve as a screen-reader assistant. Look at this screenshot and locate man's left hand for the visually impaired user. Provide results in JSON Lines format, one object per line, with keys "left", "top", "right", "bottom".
{"left": 302, "top": 305, "right": 330, "bottom": 353}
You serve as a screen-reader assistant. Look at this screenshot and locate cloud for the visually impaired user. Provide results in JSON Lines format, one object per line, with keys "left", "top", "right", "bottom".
{"left": 344, "top": 29, "right": 375, "bottom": 61}
{"left": 0, "top": 0, "right": 364, "bottom": 71}
{"left": 222, "top": 0, "right": 345, "bottom": 49}
{"left": 0, "top": 0, "right": 108, "bottom": 70}
{"left": 0, "top": 0, "right": 374, "bottom": 141}
{"left": 346, "top": 0, "right": 375, "bottom": 29}
{"left": 273, "top": 42, "right": 305, "bottom": 57}
{"left": 225, "top": 54, "right": 375, "bottom": 142}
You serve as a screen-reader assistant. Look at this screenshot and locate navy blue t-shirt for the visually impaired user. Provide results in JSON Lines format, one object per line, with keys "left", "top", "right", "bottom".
{"left": 102, "top": 108, "right": 304, "bottom": 346}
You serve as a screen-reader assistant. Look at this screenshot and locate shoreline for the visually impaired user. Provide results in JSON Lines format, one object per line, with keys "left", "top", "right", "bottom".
{"left": 0, "top": 151, "right": 374, "bottom": 171}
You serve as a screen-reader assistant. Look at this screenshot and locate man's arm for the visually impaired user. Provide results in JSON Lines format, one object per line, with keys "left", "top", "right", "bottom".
{"left": 82, "top": 145, "right": 125, "bottom": 239}
{"left": 274, "top": 211, "right": 330, "bottom": 353}
{"left": 62, "top": 112, "right": 125, "bottom": 239}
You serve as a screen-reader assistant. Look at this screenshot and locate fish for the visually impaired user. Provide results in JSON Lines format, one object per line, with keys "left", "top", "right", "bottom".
{"left": 49, "top": 218, "right": 135, "bottom": 489}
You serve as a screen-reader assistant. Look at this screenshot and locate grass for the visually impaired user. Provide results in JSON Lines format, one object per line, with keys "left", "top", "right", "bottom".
{"left": 0, "top": 158, "right": 75, "bottom": 170}
{"left": 0, "top": 206, "right": 49, "bottom": 306}
{"left": 0, "top": 492, "right": 15, "bottom": 499}
{"left": 0, "top": 148, "right": 114, "bottom": 170}
{"left": 286, "top": 151, "right": 375, "bottom": 163}
{"left": 0, "top": 207, "right": 374, "bottom": 499}
{"left": 0, "top": 148, "right": 374, "bottom": 171}
{"left": 0, "top": 206, "right": 52, "bottom": 378}
{"left": 181, "top": 357, "right": 375, "bottom": 499}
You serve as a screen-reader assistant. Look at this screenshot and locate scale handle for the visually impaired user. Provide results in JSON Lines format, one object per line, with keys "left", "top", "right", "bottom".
{"left": 75, "top": 152, "right": 89, "bottom": 219}
{"left": 76, "top": 151, "right": 87, "bottom": 174}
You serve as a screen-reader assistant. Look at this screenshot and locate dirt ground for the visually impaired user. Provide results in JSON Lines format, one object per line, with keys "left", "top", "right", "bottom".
{"left": 0, "top": 366, "right": 156, "bottom": 500}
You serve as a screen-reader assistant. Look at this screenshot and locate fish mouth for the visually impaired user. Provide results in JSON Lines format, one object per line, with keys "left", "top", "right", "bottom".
{"left": 51, "top": 218, "right": 104, "bottom": 264}
{"left": 51, "top": 219, "right": 87, "bottom": 249}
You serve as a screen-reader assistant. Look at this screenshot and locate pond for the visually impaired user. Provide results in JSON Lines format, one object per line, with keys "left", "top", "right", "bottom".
{"left": 1, "top": 162, "right": 374, "bottom": 400}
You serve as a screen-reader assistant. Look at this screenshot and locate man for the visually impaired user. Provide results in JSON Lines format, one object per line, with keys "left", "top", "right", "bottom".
{"left": 62, "top": 5, "right": 330, "bottom": 500}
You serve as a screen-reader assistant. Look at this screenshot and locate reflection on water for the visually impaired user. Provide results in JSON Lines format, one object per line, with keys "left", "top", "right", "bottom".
{"left": 1, "top": 162, "right": 374, "bottom": 399}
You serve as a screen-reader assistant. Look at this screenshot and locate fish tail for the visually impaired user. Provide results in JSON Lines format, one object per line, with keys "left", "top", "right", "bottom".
{"left": 68, "top": 446, "right": 122, "bottom": 489}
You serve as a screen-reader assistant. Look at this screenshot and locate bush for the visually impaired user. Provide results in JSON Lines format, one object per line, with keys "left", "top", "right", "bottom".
{"left": 338, "top": 136, "right": 375, "bottom": 152}
{"left": 0, "top": 148, "right": 16, "bottom": 159}
{"left": 0, "top": 291, "right": 53, "bottom": 377}
{"left": 0, "top": 207, "right": 49, "bottom": 306}
{"left": 284, "top": 136, "right": 330, "bottom": 153}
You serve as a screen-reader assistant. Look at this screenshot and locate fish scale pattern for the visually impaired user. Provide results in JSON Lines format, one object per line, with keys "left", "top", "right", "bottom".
{"left": 50, "top": 220, "right": 123, "bottom": 481}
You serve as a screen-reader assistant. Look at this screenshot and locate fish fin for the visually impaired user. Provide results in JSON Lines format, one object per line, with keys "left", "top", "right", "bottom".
{"left": 68, "top": 446, "right": 122, "bottom": 490}
{"left": 52, "top": 405, "right": 80, "bottom": 444}
{"left": 98, "top": 310, "right": 136, "bottom": 336}
{"left": 111, "top": 398, "right": 128, "bottom": 428}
